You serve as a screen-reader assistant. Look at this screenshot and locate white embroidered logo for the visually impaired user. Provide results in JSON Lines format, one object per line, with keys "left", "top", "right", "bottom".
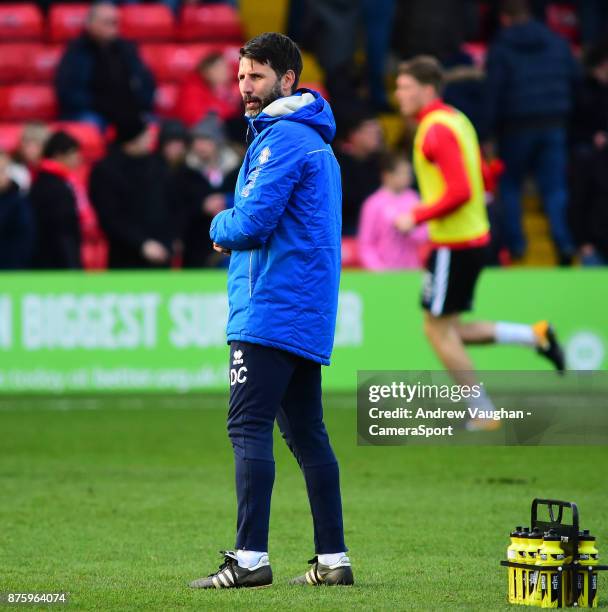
{"left": 232, "top": 349, "right": 244, "bottom": 366}
{"left": 259, "top": 146, "right": 271, "bottom": 164}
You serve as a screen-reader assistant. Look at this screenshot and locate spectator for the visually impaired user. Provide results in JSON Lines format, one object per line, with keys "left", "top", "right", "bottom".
{"left": 174, "top": 52, "right": 242, "bottom": 128}
{"left": 392, "top": 0, "right": 473, "bottom": 62}
{"left": 358, "top": 154, "right": 427, "bottom": 270}
{"left": 484, "top": 0, "right": 579, "bottom": 264}
{"left": 29, "top": 132, "right": 82, "bottom": 269}
{"left": 157, "top": 119, "right": 190, "bottom": 169}
{"left": 170, "top": 114, "right": 239, "bottom": 267}
{"left": 0, "top": 151, "right": 34, "bottom": 269}
{"left": 568, "top": 44, "right": 608, "bottom": 266}
{"left": 155, "top": 119, "right": 190, "bottom": 265}
{"left": 294, "top": 0, "right": 395, "bottom": 111}
{"left": 570, "top": 43, "right": 608, "bottom": 152}
{"left": 568, "top": 144, "right": 608, "bottom": 266}
{"left": 10, "top": 122, "right": 50, "bottom": 192}
{"left": 335, "top": 109, "right": 384, "bottom": 236}
{"left": 188, "top": 114, "right": 240, "bottom": 191}
{"left": 89, "top": 117, "right": 174, "bottom": 269}
{"left": 55, "top": 2, "right": 156, "bottom": 129}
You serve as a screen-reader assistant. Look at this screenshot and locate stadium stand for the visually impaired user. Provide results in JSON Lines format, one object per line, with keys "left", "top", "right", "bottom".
{"left": 140, "top": 43, "right": 228, "bottom": 82}
{"left": 177, "top": 4, "right": 243, "bottom": 42}
{"left": 120, "top": 4, "right": 175, "bottom": 42}
{"left": 0, "top": 4, "right": 44, "bottom": 41}
{"left": 0, "top": 123, "right": 23, "bottom": 153}
{"left": 0, "top": 43, "right": 64, "bottom": 84}
{"left": 0, "top": 85, "right": 57, "bottom": 121}
{"left": 47, "top": 4, "right": 89, "bottom": 44}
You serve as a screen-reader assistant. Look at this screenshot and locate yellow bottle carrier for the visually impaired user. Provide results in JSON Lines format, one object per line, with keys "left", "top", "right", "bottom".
{"left": 501, "top": 498, "right": 606, "bottom": 608}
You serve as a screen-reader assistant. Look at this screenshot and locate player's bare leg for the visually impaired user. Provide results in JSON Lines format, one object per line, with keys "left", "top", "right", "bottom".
{"left": 423, "top": 312, "right": 477, "bottom": 384}
{"left": 455, "top": 321, "right": 495, "bottom": 345}
{"left": 423, "top": 312, "right": 500, "bottom": 431}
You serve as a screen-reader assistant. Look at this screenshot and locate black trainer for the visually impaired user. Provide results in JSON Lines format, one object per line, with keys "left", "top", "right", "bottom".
{"left": 189, "top": 551, "right": 272, "bottom": 589}
{"left": 534, "top": 321, "right": 565, "bottom": 374}
{"left": 289, "top": 555, "right": 354, "bottom": 586}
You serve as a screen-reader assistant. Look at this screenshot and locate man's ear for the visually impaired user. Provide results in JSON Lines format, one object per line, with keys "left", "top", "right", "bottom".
{"left": 281, "top": 70, "right": 296, "bottom": 95}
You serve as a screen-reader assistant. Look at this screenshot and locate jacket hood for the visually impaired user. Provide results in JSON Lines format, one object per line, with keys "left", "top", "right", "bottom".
{"left": 498, "top": 19, "right": 552, "bottom": 51}
{"left": 248, "top": 89, "right": 336, "bottom": 143}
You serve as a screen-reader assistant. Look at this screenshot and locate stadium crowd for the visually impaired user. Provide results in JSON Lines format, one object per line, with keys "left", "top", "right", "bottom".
{"left": 0, "top": 0, "right": 607, "bottom": 270}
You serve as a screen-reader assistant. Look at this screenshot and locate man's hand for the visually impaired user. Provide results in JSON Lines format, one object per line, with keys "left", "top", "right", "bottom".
{"left": 593, "top": 131, "right": 608, "bottom": 150}
{"left": 142, "top": 239, "right": 170, "bottom": 264}
{"left": 394, "top": 212, "right": 416, "bottom": 234}
{"left": 213, "top": 242, "right": 232, "bottom": 255}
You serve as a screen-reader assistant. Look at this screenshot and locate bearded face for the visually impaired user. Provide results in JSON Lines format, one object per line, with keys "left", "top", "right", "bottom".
{"left": 238, "top": 58, "right": 288, "bottom": 118}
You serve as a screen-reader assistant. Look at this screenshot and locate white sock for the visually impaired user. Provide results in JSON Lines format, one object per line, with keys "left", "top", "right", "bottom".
{"left": 495, "top": 322, "right": 536, "bottom": 346}
{"left": 318, "top": 552, "right": 348, "bottom": 566}
{"left": 236, "top": 550, "right": 268, "bottom": 569}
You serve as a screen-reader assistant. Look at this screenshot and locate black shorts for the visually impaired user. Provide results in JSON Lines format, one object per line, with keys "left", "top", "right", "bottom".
{"left": 421, "top": 246, "right": 487, "bottom": 316}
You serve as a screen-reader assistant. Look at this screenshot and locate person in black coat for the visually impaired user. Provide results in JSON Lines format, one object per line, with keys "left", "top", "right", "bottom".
{"left": 483, "top": 0, "right": 579, "bottom": 262}
{"left": 89, "top": 117, "right": 175, "bottom": 269}
{"left": 55, "top": 2, "right": 155, "bottom": 128}
{"left": 0, "top": 151, "right": 34, "bottom": 269}
{"left": 29, "top": 132, "right": 82, "bottom": 269}
{"left": 334, "top": 109, "right": 383, "bottom": 236}
{"left": 567, "top": 43, "right": 608, "bottom": 266}
{"left": 169, "top": 115, "right": 240, "bottom": 268}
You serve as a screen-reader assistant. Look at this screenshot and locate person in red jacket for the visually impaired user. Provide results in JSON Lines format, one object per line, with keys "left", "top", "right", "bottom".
{"left": 175, "top": 52, "right": 242, "bottom": 130}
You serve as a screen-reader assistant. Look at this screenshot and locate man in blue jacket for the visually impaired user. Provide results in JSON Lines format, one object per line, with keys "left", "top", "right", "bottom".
{"left": 189, "top": 33, "right": 353, "bottom": 590}
{"left": 484, "top": 0, "right": 579, "bottom": 263}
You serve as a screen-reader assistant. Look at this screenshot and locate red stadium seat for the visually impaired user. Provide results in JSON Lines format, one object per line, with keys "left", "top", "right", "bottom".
{"left": 547, "top": 3, "right": 579, "bottom": 43}
{"left": 155, "top": 82, "right": 178, "bottom": 116}
{"left": 52, "top": 122, "right": 105, "bottom": 161}
{"left": 140, "top": 43, "right": 228, "bottom": 82}
{"left": 341, "top": 237, "right": 361, "bottom": 269}
{"left": 0, "top": 123, "right": 24, "bottom": 153}
{"left": 48, "top": 4, "right": 89, "bottom": 43}
{"left": 0, "top": 85, "right": 57, "bottom": 121}
{"left": 178, "top": 5, "right": 243, "bottom": 42}
{"left": 0, "top": 4, "right": 43, "bottom": 41}
{"left": 120, "top": 5, "right": 174, "bottom": 42}
{"left": 0, "top": 44, "right": 63, "bottom": 84}
{"left": 0, "top": 44, "right": 29, "bottom": 83}
{"left": 30, "top": 45, "right": 64, "bottom": 82}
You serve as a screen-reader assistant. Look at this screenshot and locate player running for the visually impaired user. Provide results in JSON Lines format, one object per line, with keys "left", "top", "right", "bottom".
{"left": 393, "top": 56, "right": 565, "bottom": 430}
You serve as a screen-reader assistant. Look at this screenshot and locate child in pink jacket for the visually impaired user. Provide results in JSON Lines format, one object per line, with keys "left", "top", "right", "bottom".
{"left": 358, "top": 154, "right": 428, "bottom": 270}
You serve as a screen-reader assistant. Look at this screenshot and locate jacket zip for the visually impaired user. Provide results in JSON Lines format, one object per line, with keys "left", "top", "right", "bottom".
{"left": 248, "top": 250, "right": 253, "bottom": 297}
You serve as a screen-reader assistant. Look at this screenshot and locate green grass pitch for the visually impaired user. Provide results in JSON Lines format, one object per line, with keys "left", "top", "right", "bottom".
{"left": 1, "top": 394, "right": 607, "bottom": 610}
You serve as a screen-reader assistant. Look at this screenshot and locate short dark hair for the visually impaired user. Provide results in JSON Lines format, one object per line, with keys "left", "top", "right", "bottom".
{"left": 398, "top": 56, "right": 444, "bottom": 92}
{"left": 500, "top": 0, "right": 530, "bottom": 19}
{"left": 198, "top": 50, "right": 225, "bottom": 73}
{"left": 379, "top": 152, "right": 410, "bottom": 174}
{"left": 239, "top": 32, "right": 303, "bottom": 91}
{"left": 43, "top": 131, "right": 79, "bottom": 159}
